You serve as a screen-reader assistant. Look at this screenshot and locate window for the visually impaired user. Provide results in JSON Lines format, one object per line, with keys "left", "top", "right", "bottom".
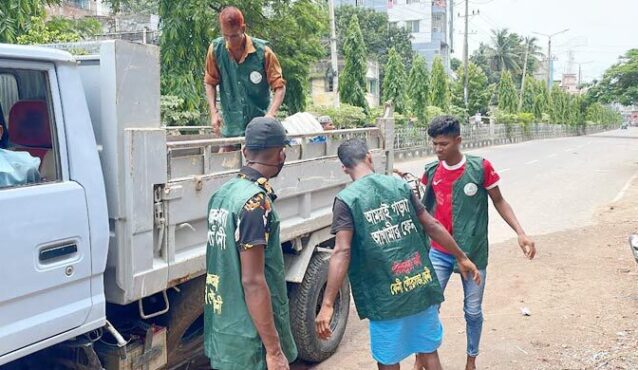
{"left": 0, "top": 68, "right": 60, "bottom": 189}
{"left": 432, "top": 13, "right": 445, "bottom": 33}
{"left": 405, "top": 20, "right": 420, "bottom": 33}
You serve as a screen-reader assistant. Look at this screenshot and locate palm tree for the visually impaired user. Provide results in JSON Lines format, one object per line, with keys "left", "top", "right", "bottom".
{"left": 488, "top": 29, "right": 521, "bottom": 74}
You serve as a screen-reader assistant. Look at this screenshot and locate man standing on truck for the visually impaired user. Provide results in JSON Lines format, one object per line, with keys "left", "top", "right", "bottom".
{"left": 316, "top": 138, "right": 481, "bottom": 370}
{"left": 420, "top": 115, "right": 536, "bottom": 370}
{"left": 204, "top": 6, "right": 286, "bottom": 150}
{"left": 204, "top": 117, "right": 297, "bottom": 370}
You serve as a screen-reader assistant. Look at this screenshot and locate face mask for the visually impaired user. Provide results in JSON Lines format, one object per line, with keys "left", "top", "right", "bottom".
{"left": 272, "top": 152, "right": 286, "bottom": 178}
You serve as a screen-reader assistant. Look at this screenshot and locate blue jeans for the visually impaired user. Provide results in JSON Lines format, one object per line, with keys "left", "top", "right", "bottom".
{"left": 429, "top": 248, "right": 487, "bottom": 357}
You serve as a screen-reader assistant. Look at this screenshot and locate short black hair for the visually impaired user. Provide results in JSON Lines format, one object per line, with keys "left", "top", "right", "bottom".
{"left": 337, "top": 138, "right": 369, "bottom": 169}
{"left": 427, "top": 115, "right": 460, "bottom": 138}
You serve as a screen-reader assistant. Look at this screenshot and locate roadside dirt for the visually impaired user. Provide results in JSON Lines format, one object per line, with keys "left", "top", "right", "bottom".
{"left": 295, "top": 177, "right": 638, "bottom": 370}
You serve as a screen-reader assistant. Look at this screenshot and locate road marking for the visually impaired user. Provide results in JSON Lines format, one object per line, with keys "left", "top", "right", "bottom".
{"left": 613, "top": 172, "right": 638, "bottom": 203}
{"left": 499, "top": 168, "right": 511, "bottom": 173}
{"left": 525, "top": 160, "right": 539, "bottom": 165}
{"left": 547, "top": 153, "right": 557, "bottom": 158}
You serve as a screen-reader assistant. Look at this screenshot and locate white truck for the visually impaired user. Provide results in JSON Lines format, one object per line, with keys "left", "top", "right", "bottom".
{"left": 0, "top": 41, "right": 394, "bottom": 369}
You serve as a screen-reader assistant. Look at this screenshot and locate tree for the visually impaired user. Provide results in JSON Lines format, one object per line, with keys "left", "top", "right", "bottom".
{"left": 430, "top": 56, "right": 450, "bottom": 111}
{"left": 520, "top": 76, "right": 537, "bottom": 113}
{"left": 452, "top": 62, "right": 490, "bottom": 115}
{"left": 586, "top": 49, "right": 638, "bottom": 106}
{"left": 339, "top": 14, "right": 369, "bottom": 112}
{"left": 0, "top": 0, "right": 60, "bottom": 43}
{"left": 450, "top": 57, "right": 462, "bottom": 71}
{"left": 17, "top": 16, "right": 101, "bottom": 45}
{"left": 107, "top": 0, "right": 327, "bottom": 115}
{"left": 550, "top": 84, "right": 569, "bottom": 124}
{"left": 497, "top": 70, "right": 518, "bottom": 114}
{"left": 407, "top": 55, "right": 430, "bottom": 124}
{"left": 382, "top": 47, "right": 408, "bottom": 114}
{"left": 532, "top": 80, "right": 550, "bottom": 120}
{"left": 489, "top": 29, "right": 521, "bottom": 74}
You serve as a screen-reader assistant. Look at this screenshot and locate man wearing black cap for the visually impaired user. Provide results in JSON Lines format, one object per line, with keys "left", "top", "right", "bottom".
{"left": 204, "top": 117, "right": 297, "bottom": 370}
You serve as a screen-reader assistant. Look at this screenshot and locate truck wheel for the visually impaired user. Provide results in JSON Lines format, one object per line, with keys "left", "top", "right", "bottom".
{"left": 162, "top": 276, "right": 209, "bottom": 370}
{"left": 289, "top": 252, "right": 350, "bottom": 363}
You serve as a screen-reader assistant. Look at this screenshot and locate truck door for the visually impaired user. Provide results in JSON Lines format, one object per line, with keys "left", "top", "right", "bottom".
{"left": 0, "top": 62, "right": 93, "bottom": 358}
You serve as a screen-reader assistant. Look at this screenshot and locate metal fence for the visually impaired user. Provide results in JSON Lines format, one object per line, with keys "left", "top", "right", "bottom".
{"left": 393, "top": 123, "right": 617, "bottom": 160}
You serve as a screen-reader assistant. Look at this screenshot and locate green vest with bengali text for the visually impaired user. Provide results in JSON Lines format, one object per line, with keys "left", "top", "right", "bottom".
{"left": 204, "top": 177, "right": 297, "bottom": 370}
{"left": 213, "top": 37, "right": 271, "bottom": 137}
{"left": 336, "top": 173, "right": 444, "bottom": 321}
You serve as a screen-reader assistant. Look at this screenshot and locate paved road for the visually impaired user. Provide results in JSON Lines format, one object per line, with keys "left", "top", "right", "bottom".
{"left": 298, "top": 127, "right": 638, "bottom": 369}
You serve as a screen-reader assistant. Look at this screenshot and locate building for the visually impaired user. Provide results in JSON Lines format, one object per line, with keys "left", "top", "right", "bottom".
{"left": 560, "top": 73, "right": 579, "bottom": 94}
{"left": 47, "top": 0, "right": 111, "bottom": 18}
{"left": 310, "top": 59, "right": 380, "bottom": 108}
{"left": 337, "top": 0, "right": 452, "bottom": 72}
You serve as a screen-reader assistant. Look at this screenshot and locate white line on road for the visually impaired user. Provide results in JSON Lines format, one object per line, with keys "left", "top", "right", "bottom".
{"left": 613, "top": 172, "right": 638, "bottom": 203}
{"left": 526, "top": 160, "right": 539, "bottom": 165}
{"left": 499, "top": 168, "right": 511, "bottom": 173}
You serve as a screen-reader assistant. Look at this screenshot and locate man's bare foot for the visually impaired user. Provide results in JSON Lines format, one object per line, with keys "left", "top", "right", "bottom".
{"left": 465, "top": 355, "right": 477, "bottom": 370}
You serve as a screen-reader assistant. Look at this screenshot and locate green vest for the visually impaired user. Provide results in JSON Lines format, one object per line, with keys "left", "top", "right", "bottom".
{"left": 337, "top": 174, "right": 444, "bottom": 321}
{"left": 423, "top": 155, "right": 490, "bottom": 269}
{"left": 204, "top": 177, "right": 297, "bottom": 370}
{"left": 213, "top": 37, "right": 271, "bottom": 137}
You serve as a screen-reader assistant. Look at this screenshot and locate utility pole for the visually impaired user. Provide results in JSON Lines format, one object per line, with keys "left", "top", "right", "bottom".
{"left": 534, "top": 29, "right": 569, "bottom": 89}
{"left": 518, "top": 38, "right": 530, "bottom": 111}
{"left": 328, "top": 0, "right": 340, "bottom": 108}
{"left": 459, "top": 2, "right": 478, "bottom": 109}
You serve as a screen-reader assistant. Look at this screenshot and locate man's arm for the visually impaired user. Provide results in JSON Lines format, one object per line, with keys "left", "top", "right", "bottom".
{"left": 264, "top": 47, "right": 286, "bottom": 118}
{"left": 316, "top": 229, "right": 352, "bottom": 339}
{"left": 266, "top": 86, "right": 286, "bottom": 118}
{"left": 487, "top": 186, "right": 536, "bottom": 259}
{"left": 416, "top": 209, "right": 481, "bottom": 284}
{"left": 204, "top": 45, "right": 222, "bottom": 135}
{"left": 240, "top": 246, "right": 283, "bottom": 353}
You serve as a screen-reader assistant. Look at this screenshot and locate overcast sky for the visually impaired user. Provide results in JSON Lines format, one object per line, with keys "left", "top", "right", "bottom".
{"left": 451, "top": 0, "right": 638, "bottom": 82}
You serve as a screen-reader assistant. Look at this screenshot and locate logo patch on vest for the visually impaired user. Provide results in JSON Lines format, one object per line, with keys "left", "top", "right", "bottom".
{"left": 250, "top": 71, "right": 263, "bottom": 84}
{"left": 464, "top": 182, "right": 478, "bottom": 197}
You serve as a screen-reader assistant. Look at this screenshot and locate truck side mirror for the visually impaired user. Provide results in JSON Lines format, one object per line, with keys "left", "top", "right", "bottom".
{"left": 629, "top": 234, "right": 638, "bottom": 264}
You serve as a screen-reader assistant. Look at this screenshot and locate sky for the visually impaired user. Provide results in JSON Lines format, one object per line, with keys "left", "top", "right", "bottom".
{"left": 451, "top": 0, "right": 638, "bottom": 82}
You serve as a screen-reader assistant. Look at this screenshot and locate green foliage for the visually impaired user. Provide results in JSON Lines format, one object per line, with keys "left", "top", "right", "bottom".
{"left": 449, "top": 105, "right": 469, "bottom": 124}
{"left": 426, "top": 105, "right": 444, "bottom": 124}
{"left": 520, "top": 76, "right": 536, "bottom": 113}
{"left": 452, "top": 62, "right": 490, "bottom": 115}
{"left": 382, "top": 47, "right": 407, "bottom": 114}
{"left": 517, "top": 112, "right": 534, "bottom": 125}
{"left": 16, "top": 16, "right": 101, "bottom": 45}
{"left": 309, "top": 103, "right": 367, "bottom": 128}
{"left": 450, "top": 57, "right": 462, "bottom": 71}
{"left": 335, "top": 5, "right": 413, "bottom": 97}
{"left": 585, "top": 103, "right": 622, "bottom": 126}
{"left": 0, "top": 0, "right": 60, "bottom": 43}
{"left": 497, "top": 70, "right": 518, "bottom": 114}
{"left": 586, "top": 49, "right": 638, "bottom": 106}
{"left": 407, "top": 55, "right": 430, "bottom": 125}
{"left": 160, "top": 95, "right": 203, "bottom": 126}
{"left": 532, "top": 81, "right": 550, "bottom": 120}
{"left": 550, "top": 84, "right": 570, "bottom": 124}
{"left": 339, "top": 14, "right": 369, "bottom": 113}
{"left": 494, "top": 108, "right": 518, "bottom": 125}
{"left": 429, "top": 56, "right": 450, "bottom": 111}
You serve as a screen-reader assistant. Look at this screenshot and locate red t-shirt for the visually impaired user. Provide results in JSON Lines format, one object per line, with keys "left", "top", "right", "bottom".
{"left": 421, "top": 156, "right": 500, "bottom": 254}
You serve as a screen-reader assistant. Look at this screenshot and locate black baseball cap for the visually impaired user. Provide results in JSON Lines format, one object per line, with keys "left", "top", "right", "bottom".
{"left": 245, "top": 117, "right": 290, "bottom": 149}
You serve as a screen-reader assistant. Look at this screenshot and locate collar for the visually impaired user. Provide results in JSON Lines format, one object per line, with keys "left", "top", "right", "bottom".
{"left": 227, "top": 35, "right": 257, "bottom": 64}
{"left": 239, "top": 166, "right": 277, "bottom": 200}
{"left": 442, "top": 155, "right": 466, "bottom": 171}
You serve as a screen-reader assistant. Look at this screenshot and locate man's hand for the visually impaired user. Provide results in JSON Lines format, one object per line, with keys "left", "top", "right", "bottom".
{"left": 211, "top": 111, "right": 221, "bottom": 137}
{"left": 315, "top": 304, "right": 334, "bottom": 340}
{"left": 457, "top": 257, "right": 482, "bottom": 285}
{"left": 518, "top": 234, "right": 536, "bottom": 260}
{"left": 266, "top": 348, "right": 290, "bottom": 370}
{"left": 265, "top": 112, "right": 276, "bottom": 118}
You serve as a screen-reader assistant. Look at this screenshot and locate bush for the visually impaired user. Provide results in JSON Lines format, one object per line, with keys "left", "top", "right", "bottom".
{"left": 517, "top": 112, "right": 534, "bottom": 125}
{"left": 308, "top": 103, "right": 368, "bottom": 128}
{"left": 494, "top": 109, "right": 518, "bottom": 125}
{"left": 449, "top": 105, "right": 469, "bottom": 125}
{"left": 160, "top": 95, "right": 203, "bottom": 126}
{"left": 425, "top": 106, "right": 444, "bottom": 124}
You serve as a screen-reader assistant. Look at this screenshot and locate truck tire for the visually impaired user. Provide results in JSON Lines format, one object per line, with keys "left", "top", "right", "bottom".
{"left": 289, "top": 252, "right": 350, "bottom": 363}
{"left": 161, "top": 276, "right": 209, "bottom": 370}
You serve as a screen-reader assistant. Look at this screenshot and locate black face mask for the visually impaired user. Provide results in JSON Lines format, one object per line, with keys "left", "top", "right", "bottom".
{"left": 272, "top": 153, "right": 286, "bottom": 178}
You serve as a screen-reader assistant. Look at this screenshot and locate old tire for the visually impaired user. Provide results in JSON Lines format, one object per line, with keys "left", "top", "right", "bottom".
{"left": 161, "top": 276, "right": 210, "bottom": 370}
{"left": 289, "top": 252, "right": 350, "bottom": 363}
